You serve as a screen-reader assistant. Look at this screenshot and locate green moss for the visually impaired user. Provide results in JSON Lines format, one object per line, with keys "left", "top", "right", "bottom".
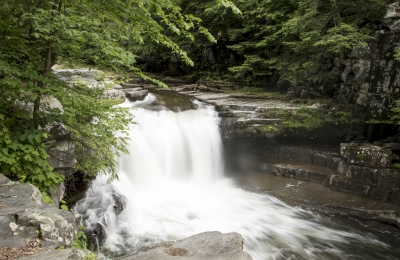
{"left": 393, "top": 163, "right": 400, "bottom": 170}
{"left": 381, "top": 148, "right": 393, "bottom": 156}
{"left": 259, "top": 106, "right": 359, "bottom": 131}
{"left": 262, "top": 125, "right": 280, "bottom": 133}
{"left": 222, "top": 87, "right": 287, "bottom": 99}
{"left": 95, "top": 72, "right": 106, "bottom": 82}
{"left": 356, "top": 153, "right": 367, "bottom": 160}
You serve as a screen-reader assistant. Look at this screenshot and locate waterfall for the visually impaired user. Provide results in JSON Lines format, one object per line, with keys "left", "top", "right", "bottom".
{"left": 75, "top": 94, "right": 397, "bottom": 260}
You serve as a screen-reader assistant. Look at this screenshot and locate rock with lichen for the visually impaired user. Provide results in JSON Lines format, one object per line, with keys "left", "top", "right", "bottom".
{"left": 0, "top": 174, "right": 79, "bottom": 249}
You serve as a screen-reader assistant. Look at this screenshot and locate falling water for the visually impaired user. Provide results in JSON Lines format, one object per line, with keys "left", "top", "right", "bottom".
{"left": 75, "top": 94, "right": 399, "bottom": 260}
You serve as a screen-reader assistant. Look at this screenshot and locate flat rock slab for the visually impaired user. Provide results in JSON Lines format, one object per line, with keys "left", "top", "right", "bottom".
{"left": 19, "top": 248, "right": 90, "bottom": 260}
{"left": 117, "top": 231, "right": 252, "bottom": 260}
{"left": 182, "top": 92, "right": 298, "bottom": 110}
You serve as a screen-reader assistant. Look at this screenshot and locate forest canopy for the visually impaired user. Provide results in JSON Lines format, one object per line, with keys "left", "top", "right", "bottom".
{"left": 133, "top": 0, "right": 392, "bottom": 87}
{"left": 0, "top": 0, "right": 238, "bottom": 192}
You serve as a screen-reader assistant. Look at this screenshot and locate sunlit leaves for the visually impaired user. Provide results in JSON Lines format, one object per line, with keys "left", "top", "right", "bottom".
{"left": 0, "top": 0, "right": 217, "bottom": 192}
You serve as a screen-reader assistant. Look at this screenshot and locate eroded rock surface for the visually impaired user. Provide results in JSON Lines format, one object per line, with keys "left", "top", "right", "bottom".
{"left": 117, "top": 232, "right": 252, "bottom": 260}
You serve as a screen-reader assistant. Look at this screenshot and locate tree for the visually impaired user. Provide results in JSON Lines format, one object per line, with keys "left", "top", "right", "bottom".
{"left": 127, "top": 0, "right": 242, "bottom": 78}
{"left": 0, "top": 0, "right": 237, "bottom": 192}
{"left": 228, "top": 0, "right": 389, "bottom": 86}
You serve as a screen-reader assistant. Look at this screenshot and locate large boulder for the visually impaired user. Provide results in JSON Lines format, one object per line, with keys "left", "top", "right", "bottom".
{"left": 116, "top": 231, "right": 252, "bottom": 260}
{"left": 104, "top": 89, "right": 126, "bottom": 100}
{"left": 0, "top": 174, "right": 79, "bottom": 249}
{"left": 126, "top": 89, "right": 149, "bottom": 101}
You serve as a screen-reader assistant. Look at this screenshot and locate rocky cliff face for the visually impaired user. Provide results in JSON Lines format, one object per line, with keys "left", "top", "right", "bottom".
{"left": 315, "top": 2, "right": 400, "bottom": 118}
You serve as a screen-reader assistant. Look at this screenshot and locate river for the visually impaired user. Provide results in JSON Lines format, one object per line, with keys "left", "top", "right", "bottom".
{"left": 75, "top": 92, "right": 400, "bottom": 260}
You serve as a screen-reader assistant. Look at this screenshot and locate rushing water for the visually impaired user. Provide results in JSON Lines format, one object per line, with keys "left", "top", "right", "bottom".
{"left": 75, "top": 94, "right": 400, "bottom": 260}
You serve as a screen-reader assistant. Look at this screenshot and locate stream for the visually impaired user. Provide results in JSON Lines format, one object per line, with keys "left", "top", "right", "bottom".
{"left": 75, "top": 91, "right": 400, "bottom": 260}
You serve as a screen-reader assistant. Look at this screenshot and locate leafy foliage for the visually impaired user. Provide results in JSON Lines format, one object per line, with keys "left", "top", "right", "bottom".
{"left": 0, "top": 0, "right": 221, "bottom": 191}
{"left": 128, "top": 0, "right": 241, "bottom": 78}
{"left": 73, "top": 226, "right": 88, "bottom": 250}
{"left": 266, "top": 107, "right": 357, "bottom": 130}
{"left": 134, "top": 0, "right": 390, "bottom": 86}
{"left": 391, "top": 101, "right": 400, "bottom": 125}
{"left": 228, "top": 0, "right": 389, "bottom": 85}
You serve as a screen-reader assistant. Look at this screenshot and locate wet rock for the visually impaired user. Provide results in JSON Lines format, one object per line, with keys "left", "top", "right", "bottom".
{"left": 126, "top": 89, "right": 149, "bottom": 101}
{"left": 331, "top": 179, "right": 370, "bottom": 196}
{"left": 113, "top": 192, "right": 127, "bottom": 215}
{"left": 0, "top": 174, "right": 78, "bottom": 249}
{"left": 345, "top": 165, "right": 377, "bottom": 185}
{"left": 86, "top": 222, "right": 105, "bottom": 251}
{"left": 261, "top": 145, "right": 342, "bottom": 171}
{"left": 296, "top": 169, "right": 311, "bottom": 181}
{"left": 122, "top": 87, "right": 143, "bottom": 93}
{"left": 310, "top": 172, "right": 328, "bottom": 184}
{"left": 116, "top": 231, "right": 252, "bottom": 260}
{"left": 367, "top": 188, "right": 392, "bottom": 203}
{"left": 312, "top": 152, "right": 327, "bottom": 167}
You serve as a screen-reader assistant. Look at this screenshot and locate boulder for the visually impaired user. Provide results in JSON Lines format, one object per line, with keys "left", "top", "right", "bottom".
{"left": 126, "top": 89, "right": 149, "bottom": 101}
{"left": 116, "top": 231, "right": 252, "bottom": 260}
{"left": 122, "top": 87, "right": 143, "bottom": 93}
{"left": 47, "top": 141, "right": 77, "bottom": 175}
{"left": 0, "top": 174, "right": 78, "bottom": 249}
{"left": 104, "top": 89, "right": 126, "bottom": 100}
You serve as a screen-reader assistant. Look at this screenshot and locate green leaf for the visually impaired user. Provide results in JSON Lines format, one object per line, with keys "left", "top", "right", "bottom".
{"left": 46, "top": 115, "right": 55, "bottom": 124}
{"left": 28, "top": 134, "right": 34, "bottom": 144}
{"left": 34, "top": 134, "right": 41, "bottom": 143}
